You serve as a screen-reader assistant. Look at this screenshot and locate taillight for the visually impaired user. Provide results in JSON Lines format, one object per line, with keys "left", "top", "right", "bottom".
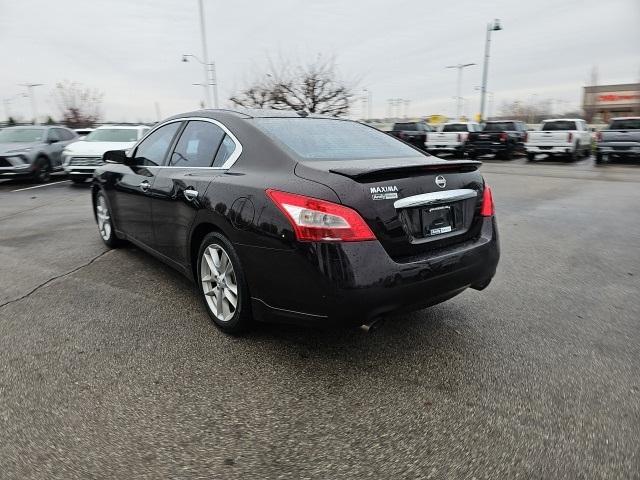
{"left": 567, "top": 132, "right": 573, "bottom": 142}
{"left": 500, "top": 132, "right": 507, "bottom": 142}
{"left": 524, "top": 132, "right": 528, "bottom": 142}
{"left": 457, "top": 133, "right": 461, "bottom": 142}
{"left": 266, "top": 189, "right": 376, "bottom": 242}
{"left": 596, "top": 131, "right": 602, "bottom": 142}
{"left": 398, "top": 132, "right": 405, "bottom": 139}
{"left": 480, "top": 184, "right": 495, "bottom": 217}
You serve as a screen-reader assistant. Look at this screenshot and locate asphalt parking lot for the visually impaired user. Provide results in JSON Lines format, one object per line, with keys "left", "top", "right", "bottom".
{"left": 1, "top": 155, "right": 639, "bottom": 479}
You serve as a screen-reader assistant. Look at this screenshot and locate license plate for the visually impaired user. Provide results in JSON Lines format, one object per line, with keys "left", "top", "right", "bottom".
{"left": 422, "top": 205, "right": 454, "bottom": 237}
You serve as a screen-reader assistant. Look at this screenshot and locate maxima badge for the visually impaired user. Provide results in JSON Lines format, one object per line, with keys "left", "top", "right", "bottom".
{"left": 370, "top": 185, "right": 398, "bottom": 200}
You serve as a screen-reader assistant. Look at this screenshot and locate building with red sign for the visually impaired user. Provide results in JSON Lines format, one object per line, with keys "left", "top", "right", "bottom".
{"left": 583, "top": 83, "right": 640, "bottom": 122}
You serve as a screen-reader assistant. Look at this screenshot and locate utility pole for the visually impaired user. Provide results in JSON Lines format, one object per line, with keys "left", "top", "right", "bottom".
{"left": 446, "top": 63, "right": 475, "bottom": 121}
{"left": 479, "top": 19, "right": 502, "bottom": 122}
{"left": 20, "top": 83, "right": 43, "bottom": 124}
{"left": 197, "top": 0, "right": 218, "bottom": 108}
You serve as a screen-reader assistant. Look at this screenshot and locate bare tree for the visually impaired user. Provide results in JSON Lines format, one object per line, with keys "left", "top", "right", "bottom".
{"left": 230, "top": 57, "right": 355, "bottom": 116}
{"left": 52, "top": 80, "right": 103, "bottom": 128}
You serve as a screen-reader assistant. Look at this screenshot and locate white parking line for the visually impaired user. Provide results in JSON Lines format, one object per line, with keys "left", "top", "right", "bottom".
{"left": 11, "top": 180, "right": 70, "bottom": 192}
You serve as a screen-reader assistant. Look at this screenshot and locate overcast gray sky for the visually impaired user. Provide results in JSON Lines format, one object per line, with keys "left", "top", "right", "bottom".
{"left": 1, "top": 0, "right": 639, "bottom": 122}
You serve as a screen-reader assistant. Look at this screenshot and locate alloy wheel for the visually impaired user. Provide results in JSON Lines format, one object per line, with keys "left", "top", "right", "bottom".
{"left": 200, "top": 244, "right": 238, "bottom": 322}
{"left": 96, "top": 194, "right": 112, "bottom": 241}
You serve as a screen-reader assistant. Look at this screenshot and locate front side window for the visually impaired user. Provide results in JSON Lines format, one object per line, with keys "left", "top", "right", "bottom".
{"left": 255, "top": 118, "right": 423, "bottom": 161}
{"left": 134, "top": 122, "right": 181, "bottom": 166}
{"left": 170, "top": 121, "right": 225, "bottom": 167}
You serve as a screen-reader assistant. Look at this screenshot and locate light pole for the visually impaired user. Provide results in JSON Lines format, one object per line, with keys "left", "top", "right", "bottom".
{"left": 20, "top": 83, "right": 43, "bottom": 124}
{"left": 198, "top": 0, "right": 218, "bottom": 108}
{"left": 362, "top": 89, "right": 372, "bottom": 119}
{"left": 446, "top": 63, "right": 475, "bottom": 121}
{"left": 479, "top": 19, "right": 502, "bottom": 122}
{"left": 182, "top": 54, "right": 218, "bottom": 109}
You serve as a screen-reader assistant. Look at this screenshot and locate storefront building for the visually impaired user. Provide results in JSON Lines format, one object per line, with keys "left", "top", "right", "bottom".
{"left": 583, "top": 83, "right": 640, "bottom": 123}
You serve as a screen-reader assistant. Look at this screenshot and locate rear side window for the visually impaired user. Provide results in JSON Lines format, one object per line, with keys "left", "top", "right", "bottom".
{"left": 134, "top": 122, "right": 181, "bottom": 166}
{"left": 609, "top": 119, "right": 640, "bottom": 130}
{"left": 541, "top": 121, "right": 577, "bottom": 131}
{"left": 442, "top": 124, "right": 468, "bottom": 132}
{"left": 255, "top": 118, "right": 423, "bottom": 160}
{"left": 213, "top": 135, "right": 235, "bottom": 167}
{"left": 170, "top": 121, "right": 225, "bottom": 167}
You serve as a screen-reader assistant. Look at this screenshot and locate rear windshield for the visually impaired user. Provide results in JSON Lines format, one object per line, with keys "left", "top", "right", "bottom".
{"left": 85, "top": 128, "right": 139, "bottom": 142}
{"left": 442, "top": 124, "right": 468, "bottom": 132}
{"left": 609, "top": 119, "right": 640, "bottom": 130}
{"left": 484, "top": 122, "right": 516, "bottom": 132}
{"left": 255, "top": 118, "right": 423, "bottom": 160}
{"left": 541, "top": 121, "right": 577, "bottom": 131}
{"left": 393, "top": 122, "right": 418, "bottom": 131}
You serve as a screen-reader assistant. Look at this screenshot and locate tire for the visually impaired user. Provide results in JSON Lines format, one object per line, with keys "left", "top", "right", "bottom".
{"left": 32, "top": 156, "right": 51, "bottom": 183}
{"left": 197, "top": 232, "right": 252, "bottom": 334}
{"left": 501, "top": 147, "right": 513, "bottom": 160}
{"left": 568, "top": 143, "right": 580, "bottom": 162}
{"left": 595, "top": 152, "right": 605, "bottom": 165}
{"left": 526, "top": 152, "right": 536, "bottom": 162}
{"left": 94, "top": 190, "right": 123, "bottom": 248}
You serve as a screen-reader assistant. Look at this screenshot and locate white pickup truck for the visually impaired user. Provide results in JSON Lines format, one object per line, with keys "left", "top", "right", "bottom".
{"left": 525, "top": 118, "right": 592, "bottom": 161}
{"left": 425, "top": 122, "right": 481, "bottom": 157}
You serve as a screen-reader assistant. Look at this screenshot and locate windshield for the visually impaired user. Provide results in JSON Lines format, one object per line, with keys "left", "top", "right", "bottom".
{"left": 0, "top": 128, "right": 45, "bottom": 143}
{"left": 484, "top": 122, "right": 516, "bottom": 132}
{"left": 442, "top": 124, "right": 468, "bottom": 132}
{"left": 393, "top": 123, "right": 418, "bottom": 131}
{"left": 255, "top": 118, "right": 423, "bottom": 160}
{"left": 85, "top": 128, "right": 139, "bottom": 142}
{"left": 541, "top": 121, "right": 577, "bottom": 131}
{"left": 609, "top": 119, "right": 640, "bottom": 130}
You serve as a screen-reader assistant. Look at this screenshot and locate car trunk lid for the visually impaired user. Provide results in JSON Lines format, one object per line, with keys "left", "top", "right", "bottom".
{"left": 295, "top": 157, "right": 486, "bottom": 260}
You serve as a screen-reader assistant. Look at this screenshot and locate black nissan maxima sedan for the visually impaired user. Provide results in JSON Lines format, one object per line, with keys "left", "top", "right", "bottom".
{"left": 92, "top": 109, "right": 499, "bottom": 333}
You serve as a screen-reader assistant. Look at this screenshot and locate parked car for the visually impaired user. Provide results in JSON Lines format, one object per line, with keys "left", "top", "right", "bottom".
{"left": 92, "top": 109, "right": 500, "bottom": 333}
{"left": 466, "top": 120, "right": 527, "bottom": 160}
{"left": 0, "top": 125, "right": 78, "bottom": 182}
{"left": 62, "top": 125, "right": 150, "bottom": 183}
{"left": 389, "top": 121, "right": 433, "bottom": 150}
{"left": 595, "top": 117, "right": 640, "bottom": 164}
{"left": 425, "top": 122, "right": 481, "bottom": 157}
{"left": 524, "top": 119, "right": 591, "bottom": 161}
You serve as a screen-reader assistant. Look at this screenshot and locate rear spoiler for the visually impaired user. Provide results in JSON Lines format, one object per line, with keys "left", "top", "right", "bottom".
{"left": 329, "top": 160, "right": 481, "bottom": 181}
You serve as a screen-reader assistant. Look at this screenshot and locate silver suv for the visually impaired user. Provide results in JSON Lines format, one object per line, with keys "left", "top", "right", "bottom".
{"left": 0, "top": 126, "right": 79, "bottom": 182}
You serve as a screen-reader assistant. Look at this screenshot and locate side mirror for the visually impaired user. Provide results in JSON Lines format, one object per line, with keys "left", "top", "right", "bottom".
{"left": 103, "top": 149, "right": 128, "bottom": 164}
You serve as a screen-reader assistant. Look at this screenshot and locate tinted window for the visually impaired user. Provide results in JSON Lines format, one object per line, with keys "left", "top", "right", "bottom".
{"left": 541, "top": 121, "right": 577, "bottom": 131}
{"left": 484, "top": 122, "right": 516, "bottom": 132}
{"left": 393, "top": 122, "right": 418, "bottom": 131}
{"left": 47, "top": 129, "right": 61, "bottom": 142}
{"left": 255, "top": 118, "right": 423, "bottom": 160}
{"left": 134, "top": 122, "right": 181, "bottom": 166}
{"left": 442, "top": 124, "right": 468, "bottom": 132}
{"left": 609, "top": 119, "right": 640, "bottom": 130}
{"left": 170, "top": 121, "right": 225, "bottom": 167}
{"left": 56, "top": 128, "right": 74, "bottom": 140}
{"left": 213, "top": 135, "right": 235, "bottom": 167}
{"left": 86, "top": 128, "right": 140, "bottom": 142}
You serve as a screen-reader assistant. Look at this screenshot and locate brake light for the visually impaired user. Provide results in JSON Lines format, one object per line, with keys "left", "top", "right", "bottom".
{"left": 568, "top": 132, "right": 573, "bottom": 142}
{"left": 500, "top": 132, "right": 507, "bottom": 142}
{"left": 524, "top": 131, "right": 528, "bottom": 142}
{"left": 480, "top": 185, "right": 495, "bottom": 217}
{"left": 596, "top": 131, "right": 602, "bottom": 142}
{"left": 266, "top": 189, "right": 376, "bottom": 242}
{"left": 457, "top": 133, "right": 461, "bottom": 142}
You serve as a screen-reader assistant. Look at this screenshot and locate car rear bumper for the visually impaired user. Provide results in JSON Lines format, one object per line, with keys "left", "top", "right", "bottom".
{"left": 597, "top": 143, "right": 640, "bottom": 157}
{"left": 242, "top": 216, "right": 500, "bottom": 326}
{"left": 525, "top": 143, "right": 573, "bottom": 154}
{"left": 466, "top": 142, "right": 508, "bottom": 154}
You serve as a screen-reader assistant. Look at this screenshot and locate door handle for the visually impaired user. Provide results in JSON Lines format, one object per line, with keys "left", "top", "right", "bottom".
{"left": 139, "top": 180, "right": 150, "bottom": 192}
{"left": 184, "top": 189, "right": 199, "bottom": 201}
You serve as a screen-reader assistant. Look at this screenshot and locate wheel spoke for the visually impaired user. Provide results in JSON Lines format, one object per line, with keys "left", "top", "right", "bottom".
{"left": 215, "top": 287, "right": 224, "bottom": 317}
{"left": 224, "top": 287, "right": 237, "bottom": 306}
{"left": 204, "top": 251, "right": 218, "bottom": 276}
